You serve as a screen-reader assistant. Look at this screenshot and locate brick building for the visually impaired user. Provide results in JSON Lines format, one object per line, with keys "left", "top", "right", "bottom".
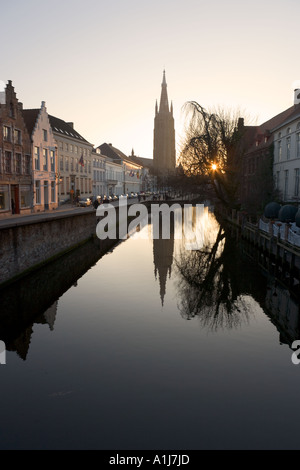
{"left": 0, "top": 81, "right": 32, "bottom": 216}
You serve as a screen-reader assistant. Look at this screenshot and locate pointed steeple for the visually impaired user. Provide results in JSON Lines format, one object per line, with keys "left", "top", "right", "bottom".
{"left": 159, "top": 69, "right": 169, "bottom": 113}
{"left": 153, "top": 70, "right": 176, "bottom": 172}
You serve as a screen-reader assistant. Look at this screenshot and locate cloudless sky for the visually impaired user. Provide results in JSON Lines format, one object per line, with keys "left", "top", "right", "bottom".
{"left": 1, "top": 0, "right": 300, "bottom": 160}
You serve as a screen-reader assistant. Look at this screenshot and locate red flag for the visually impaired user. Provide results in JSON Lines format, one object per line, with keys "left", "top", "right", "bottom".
{"left": 79, "top": 154, "right": 84, "bottom": 167}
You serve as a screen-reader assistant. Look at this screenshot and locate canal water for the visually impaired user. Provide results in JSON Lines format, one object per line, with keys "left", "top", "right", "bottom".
{"left": 0, "top": 207, "right": 300, "bottom": 450}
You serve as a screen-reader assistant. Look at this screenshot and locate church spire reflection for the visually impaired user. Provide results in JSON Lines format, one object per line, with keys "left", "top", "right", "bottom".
{"left": 152, "top": 217, "right": 175, "bottom": 306}
{"left": 153, "top": 237, "right": 174, "bottom": 305}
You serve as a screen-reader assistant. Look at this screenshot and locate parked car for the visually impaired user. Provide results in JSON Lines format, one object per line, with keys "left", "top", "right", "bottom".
{"left": 77, "top": 197, "right": 92, "bottom": 207}
{"left": 102, "top": 195, "right": 112, "bottom": 203}
{"left": 60, "top": 197, "right": 70, "bottom": 205}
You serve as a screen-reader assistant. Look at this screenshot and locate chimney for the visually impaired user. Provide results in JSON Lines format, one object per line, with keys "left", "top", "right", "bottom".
{"left": 67, "top": 122, "right": 74, "bottom": 128}
{"left": 294, "top": 89, "right": 300, "bottom": 105}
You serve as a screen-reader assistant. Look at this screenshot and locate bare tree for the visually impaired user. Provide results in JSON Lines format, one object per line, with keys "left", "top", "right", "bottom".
{"left": 179, "top": 102, "right": 248, "bottom": 209}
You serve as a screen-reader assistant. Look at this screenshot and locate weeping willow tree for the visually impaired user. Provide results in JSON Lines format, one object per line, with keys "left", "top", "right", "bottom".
{"left": 174, "top": 220, "right": 259, "bottom": 330}
{"left": 179, "top": 102, "right": 248, "bottom": 209}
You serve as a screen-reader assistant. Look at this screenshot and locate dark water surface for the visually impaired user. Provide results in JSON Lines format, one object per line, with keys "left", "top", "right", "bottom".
{"left": 0, "top": 208, "right": 300, "bottom": 450}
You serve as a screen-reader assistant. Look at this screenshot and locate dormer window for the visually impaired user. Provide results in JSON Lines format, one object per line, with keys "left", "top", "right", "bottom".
{"left": 287, "top": 127, "right": 291, "bottom": 134}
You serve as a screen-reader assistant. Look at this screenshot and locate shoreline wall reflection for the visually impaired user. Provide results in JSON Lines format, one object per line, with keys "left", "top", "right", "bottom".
{"left": 0, "top": 236, "right": 120, "bottom": 359}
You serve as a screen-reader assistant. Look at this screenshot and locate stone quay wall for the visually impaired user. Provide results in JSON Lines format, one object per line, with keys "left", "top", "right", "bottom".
{"left": 0, "top": 208, "right": 99, "bottom": 286}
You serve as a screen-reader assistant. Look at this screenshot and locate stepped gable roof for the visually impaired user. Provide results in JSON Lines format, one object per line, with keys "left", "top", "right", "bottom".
{"left": 22, "top": 108, "right": 40, "bottom": 137}
{"left": 48, "top": 115, "right": 90, "bottom": 143}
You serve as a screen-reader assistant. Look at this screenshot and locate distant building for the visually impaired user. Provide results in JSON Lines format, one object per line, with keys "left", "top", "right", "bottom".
{"left": 153, "top": 71, "right": 176, "bottom": 174}
{"left": 0, "top": 80, "right": 32, "bottom": 216}
{"left": 92, "top": 148, "right": 106, "bottom": 198}
{"left": 23, "top": 102, "right": 58, "bottom": 212}
{"left": 129, "top": 149, "right": 154, "bottom": 192}
{"left": 48, "top": 116, "right": 93, "bottom": 202}
{"left": 98, "top": 143, "right": 143, "bottom": 194}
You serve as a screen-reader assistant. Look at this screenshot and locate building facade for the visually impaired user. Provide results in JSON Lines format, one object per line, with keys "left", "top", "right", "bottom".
{"left": 105, "top": 158, "right": 124, "bottom": 196}
{"left": 98, "top": 143, "right": 142, "bottom": 195}
{"left": 0, "top": 80, "right": 32, "bottom": 216}
{"left": 92, "top": 148, "right": 106, "bottom": 198}
{"left": 49, "top": 116, "right": 93, "bottom": 203}
{"left": 23, "top": 102, "right": 58, "bottom": 212}
{"left": 273, "top": 91, "right": 300, "bottom": 203}
{"left": 153, "top": 71, "right": 176, "bottom": 174}
{"left": 241, "top": 92, "right": 300, "bottom": 212}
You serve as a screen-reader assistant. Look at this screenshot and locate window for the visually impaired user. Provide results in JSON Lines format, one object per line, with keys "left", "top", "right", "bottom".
{"left": 65, "top": 157, "right": 69, "bottom": 171}
{"left": 65, "top": 143, "right": 68, "bottom": 151}
{"left": 61, "top": 177, "right": 65, "bottom": 195}
{"left": 286, "top": 136, "right": 291, "bottom": 160}
{"left": 0, "top": 184, "right": 9, "bottom": 210}
{"left": 71, "top": 157, "right": 74, "bottom": 172}
{"left": 59, "top": 141, "right": 63, "bottom": 150}
{"left": 25, "top": 155, "right": 31, "bottom": 175}
{"left": 50, "top": 150, "right": 55, "bottom": 172}
{"left": 16, "top": 153, "right": 21, "bottom": 174}
{"left": 34, "top": 146, "right": 40, "bottom": 170}
{"left": 51, "top": 181, "right": 56, "bottom": 202}
{"left": 66, "top": 177, "right": 70, "bottom": 192}
{"left": 60, "top": 156, "right": 64, "bottom": 171}
{"left": 278, "top": 141, "right": 282, "bottom": 161}
{"left": 5, "top": 151, "right": 12, "bottom": 173}
{"left": 14, "top": 129, "right": 21, "bottom": 145}
{"left": 70, "top": 144, "right": 73, "bottom": 153}
{"left": 43, "top": 149, "right": 48, "bottom": 171}
{"left": 20, "top": 185, "right": 31, "bottom": 208}
{"left": 284, "top": 170, "right": 289, "bottom": 200}
{"left": 75, "top": 146, "right": 78, "bottom": 154}
{"left": 43, "top": 129, "right": 48, "bottom": 141}
{"left": 297, "top": 133, "right": 300, "bottom": 158}
{"left": 3, "top": 126, "right": 11, "bottom": 142}
{"left": 295, "top": 169, "right": 299, "bottom": 197}
{"left": 36, "top": 181, "right": 41, "bottom": 204}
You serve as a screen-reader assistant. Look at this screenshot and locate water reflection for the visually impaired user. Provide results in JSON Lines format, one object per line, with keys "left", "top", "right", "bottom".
{"left": 153, "top": 238, "right": 174, "bottom": 306}
{"left": 0, "top": 236, "right": 120, "bottom": 360}
{"left": 1, "top": 206, "right": 300, "bottom": 361}
{"left": 174, "top": 208, "right": 256, "bottom": 328}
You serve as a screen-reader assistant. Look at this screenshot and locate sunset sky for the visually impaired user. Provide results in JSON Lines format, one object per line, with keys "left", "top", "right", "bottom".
{"left": 1, "top": 0, "right": 300, "bottom": 160}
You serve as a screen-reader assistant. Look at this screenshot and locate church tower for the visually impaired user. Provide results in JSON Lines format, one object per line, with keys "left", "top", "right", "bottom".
{"left": 153, "top": 70, "right": 176, "bottom": 173}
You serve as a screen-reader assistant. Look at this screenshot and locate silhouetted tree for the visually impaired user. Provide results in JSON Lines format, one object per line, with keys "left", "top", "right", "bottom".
{"left": 174, "top": 217, "right": 257, "bottom": 330}
{"left": 179, "top": 102, "right": 248, "bottom": 209}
